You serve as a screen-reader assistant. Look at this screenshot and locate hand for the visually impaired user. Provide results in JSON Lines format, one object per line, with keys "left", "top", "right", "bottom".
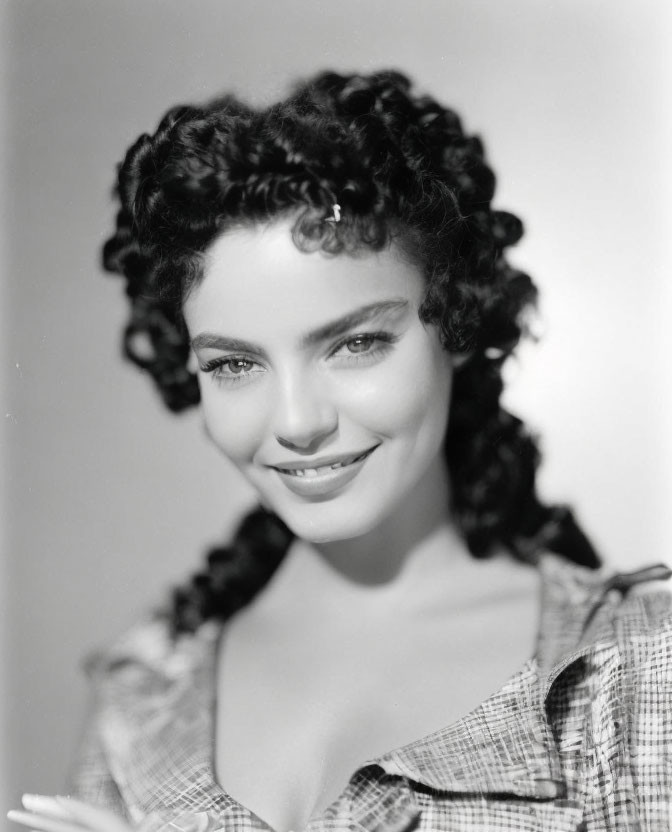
{"left": 8, "top": 794, "right": 134, "bottom": 832}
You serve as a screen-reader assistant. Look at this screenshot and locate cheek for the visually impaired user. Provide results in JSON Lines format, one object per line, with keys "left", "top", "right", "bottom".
{"left": 200, "top": 385, "right": 269, "bottom": 464}
{"left": 338, "top": 340, "right": 452, "bottom": 440}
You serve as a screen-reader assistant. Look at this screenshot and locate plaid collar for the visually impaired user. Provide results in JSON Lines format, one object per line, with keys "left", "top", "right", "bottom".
{"left": 370, "top": 657, "right": 560, "bottom": 799}
{"left": 368, "top": 556, "right": 671, "bottom": 800}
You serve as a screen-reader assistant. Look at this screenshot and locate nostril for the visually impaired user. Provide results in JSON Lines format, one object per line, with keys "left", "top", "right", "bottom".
{"left": 275, "top": 432, "right": 335, "bottom": 454}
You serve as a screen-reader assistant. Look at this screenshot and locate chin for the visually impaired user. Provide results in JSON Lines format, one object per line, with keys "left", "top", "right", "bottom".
{"left": 265, "top": 497, "right": 388, "bottom": 544}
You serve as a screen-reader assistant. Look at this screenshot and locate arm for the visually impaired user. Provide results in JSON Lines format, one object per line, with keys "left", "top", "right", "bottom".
{"left": 66, "top": 705, "right": 130, "bottom": 820}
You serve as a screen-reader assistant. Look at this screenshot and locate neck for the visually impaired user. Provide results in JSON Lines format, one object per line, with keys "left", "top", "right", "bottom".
{"left": 246, "top": 454, "right": 534, "bottom": 626}
{"left": 314, "top": 453, "right": 454, "bottom": 586}
{"left": 248, "top": 455, "right": 486, "bottom": 620}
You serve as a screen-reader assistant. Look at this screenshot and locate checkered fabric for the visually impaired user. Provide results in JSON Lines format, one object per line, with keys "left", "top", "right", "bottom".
{"left": 69, "top": 554, "right": 672, "bottom": 831}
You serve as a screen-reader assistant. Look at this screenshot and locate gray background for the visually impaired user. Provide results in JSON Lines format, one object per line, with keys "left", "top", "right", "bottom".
{"left": 2, "top": 0, "right": 671, "bottom": 820}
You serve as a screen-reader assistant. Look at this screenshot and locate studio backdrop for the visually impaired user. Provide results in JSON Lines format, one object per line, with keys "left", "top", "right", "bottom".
{"left": 3, "top": 0, "right": 671, "bottom": 820}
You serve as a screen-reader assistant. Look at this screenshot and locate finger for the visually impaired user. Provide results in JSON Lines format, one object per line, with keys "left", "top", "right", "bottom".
{"left": 22, "top": 796, "right": 73, "bottom": 821}
{"left": 7, "top": 809, "right": 84, "bottom": 832}
{"left": 55, "top": 799, "right": 132, "bottom": 832}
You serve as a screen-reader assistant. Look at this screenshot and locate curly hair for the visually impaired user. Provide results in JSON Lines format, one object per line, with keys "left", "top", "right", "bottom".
{"left": 102, "top": 69, "right": 599, "bottom": 633}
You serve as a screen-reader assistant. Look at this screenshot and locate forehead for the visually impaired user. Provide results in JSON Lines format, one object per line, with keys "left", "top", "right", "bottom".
{"left": 184, "top": 220, "right": 425, "bottom": 337}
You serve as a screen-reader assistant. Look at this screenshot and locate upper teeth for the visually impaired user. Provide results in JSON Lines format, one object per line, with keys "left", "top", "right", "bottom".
{"left": 279, "top": 451, "right": 367, "bottom": 477}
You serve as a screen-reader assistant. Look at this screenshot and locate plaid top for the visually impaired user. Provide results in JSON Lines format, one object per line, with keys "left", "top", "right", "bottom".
{"left": 69, "top": 554, "right": 672, "bottom": 832}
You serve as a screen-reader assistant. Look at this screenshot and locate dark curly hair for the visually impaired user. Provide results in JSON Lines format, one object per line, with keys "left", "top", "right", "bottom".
{"left": 102, "top": 69, "right": 599, "bottom": 634}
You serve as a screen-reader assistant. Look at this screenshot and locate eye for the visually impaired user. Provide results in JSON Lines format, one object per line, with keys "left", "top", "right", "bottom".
{"left": 328, "top": 331, "right": 399, "bottom": 365}
{"left": 199, "top": 356, "right": 265, "bottom": 386}
{"left": 340, "top": 335, "right": 378, "bottom": 354}
{"left": 224, "top": 358, "right": 256, "bottom": 374}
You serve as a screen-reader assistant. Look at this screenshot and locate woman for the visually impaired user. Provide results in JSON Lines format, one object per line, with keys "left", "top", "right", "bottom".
{"left": 9, "top": 70, "right": 672, "bottom": 832}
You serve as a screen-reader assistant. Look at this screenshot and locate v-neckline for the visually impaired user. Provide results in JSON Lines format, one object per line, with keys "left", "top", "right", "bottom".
{"left": 197, "top": 621, "right": 541, "bottom": 831}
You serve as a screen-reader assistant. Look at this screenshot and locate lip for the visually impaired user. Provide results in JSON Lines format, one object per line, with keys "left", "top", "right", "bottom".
{"left": 268, "top": 445, "right": 378, "bottom": 499}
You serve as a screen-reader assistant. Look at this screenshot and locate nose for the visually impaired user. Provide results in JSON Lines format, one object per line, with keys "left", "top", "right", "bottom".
{"left": 272, "top": 372, "right": 338, "bottom": 454}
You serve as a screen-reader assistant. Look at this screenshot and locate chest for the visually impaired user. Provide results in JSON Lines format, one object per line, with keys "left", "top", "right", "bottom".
{"left": 213, "top": 594, "right": 537, "bottom": 832}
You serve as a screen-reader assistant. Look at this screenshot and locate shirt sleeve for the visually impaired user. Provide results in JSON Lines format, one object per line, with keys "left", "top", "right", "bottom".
{"left": 65, "top": 692, "right": 131, "bottom": 821}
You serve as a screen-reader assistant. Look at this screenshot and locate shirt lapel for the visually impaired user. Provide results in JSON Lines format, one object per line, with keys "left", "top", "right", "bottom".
{"left": 371, "top": 658, "right": 562, "bottom": 798}
{"left": 368, "top": 555, "right": 671, "bottom": 803}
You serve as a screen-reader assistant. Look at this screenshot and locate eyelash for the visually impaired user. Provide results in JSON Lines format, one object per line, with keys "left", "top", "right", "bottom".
{"left": 200, "top": 331, "right": 399, "bottom": 386}
{"left": 200, "top": 356, "right": 264, "bottom": 386}
{"left": 327, "top": 331, "right": 398, "bottom": 363}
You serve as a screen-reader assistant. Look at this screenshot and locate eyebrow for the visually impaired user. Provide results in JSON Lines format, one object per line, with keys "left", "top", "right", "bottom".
{"left": 190, "top": 299, "right": 409, "bottom": 355}
{"left": 299, "top": 299, "right": 409, "bottom": 348}
{"left": 190, "top": 333, "right": 266, "bottom": 355}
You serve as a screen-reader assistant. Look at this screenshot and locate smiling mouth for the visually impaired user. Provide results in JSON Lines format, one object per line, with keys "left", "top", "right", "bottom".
{"left": 272, "top": 447, "right": 377, "bottom": 478}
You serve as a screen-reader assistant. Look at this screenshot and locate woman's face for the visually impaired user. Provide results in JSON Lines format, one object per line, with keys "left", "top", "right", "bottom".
{"left": 183, "top": 219, "right": 454, "bottom": 543}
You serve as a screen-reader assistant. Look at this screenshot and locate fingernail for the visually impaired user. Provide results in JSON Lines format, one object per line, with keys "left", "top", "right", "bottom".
{"left": 7, "top": 809, "right": 25, "bottom": 821}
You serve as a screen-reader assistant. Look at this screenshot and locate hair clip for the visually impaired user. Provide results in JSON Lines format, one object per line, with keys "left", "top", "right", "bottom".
{"left": 325, "top": 203, "right": 341, "bottom": 223}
